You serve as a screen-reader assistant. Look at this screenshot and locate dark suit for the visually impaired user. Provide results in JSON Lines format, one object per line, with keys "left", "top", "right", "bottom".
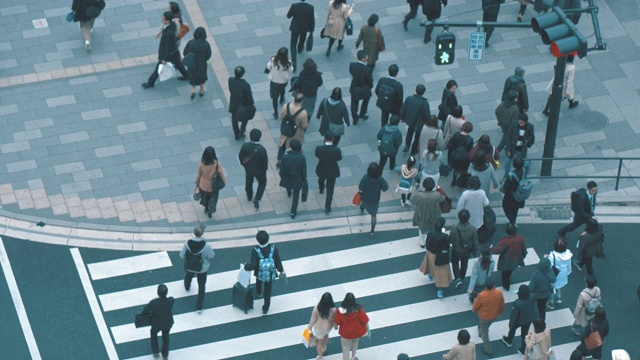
{"left": 315, "top": 144, "right": 342, "bottom": 212}
{"left": 147, "top": 22, "right": 186, "bottom": 85}
{"left": 287, "top": 1, "right": 315, "bottom": 69}
{"left": 375, "top": 77, "right": 404, "bottom": 127}
{"left": 558, "top": 188, "right": 595, "bottom": 237}
{"left": 238, "top": 141, "right": 268, "bottom": 202}
{"left": 400, "top": 94, "right": 430, "bottom": 154}
{"left": 423, "top": 0, "right": 447, "bottom": 42}
{"left": 279, "top": 150, "right": 307, "bottom": 216}
{"left": 228, "top": 77, "right": 254, "bottom": 139}
{"left": 482, "top": 0, "right": 502, "bottom": 43}
{"left": 143, "top": 297, "right": 174, "bottom": 358}
{"left": 349, "top": 61, "right": 373, "bottom": 125}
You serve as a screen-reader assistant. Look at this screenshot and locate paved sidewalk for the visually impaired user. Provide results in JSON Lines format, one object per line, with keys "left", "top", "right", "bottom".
{"left": 0, "top": 0, "right": 639, "bottom": 237}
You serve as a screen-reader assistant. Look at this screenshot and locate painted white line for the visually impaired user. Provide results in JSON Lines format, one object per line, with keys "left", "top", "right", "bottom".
{"left": 110, "top": 250, "right": 541, "bottom": 344}
{"left": 70, "top": 248, "right": 119, "bottom": 360}
{"left": 87, "top": 251, "right": 172, "bottom": 281}
{"left": 491, "top": 342, "right": 581, "bottom": 360}
{"left": 0, "top": 237, "right": 42, "bottom": 360}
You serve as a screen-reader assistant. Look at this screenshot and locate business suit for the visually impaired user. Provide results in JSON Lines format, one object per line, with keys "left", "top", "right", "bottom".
{"left": 228, "top": 77, "right": 254, "bottom": 140}
{"left": 400, "top": 94, "right": 430, "bottom": 155}
{"left": 238, "top": 141, "right": 268, "bottom": 205}
{"left": 482, "top": 0, "right": 501, "bottom": 45}
{"left": 146, "top": 22, "right": 180, "bottom": 86}
{"left": 349, "top": 61, "right": 373, "bottom": 125}
{"left": 287, "top": 1, "right": 315, "bottom": 70}
{"left": 315, "top": 144, "right": 342, "bottom": 212}
{"left": 279, "top": 150, "right": 307, "bottom": 217}
{"left": 558, "top": 188, "right": 595, "bottom": 238}
{"left": 143, "top": 296, "right": 175, "bottom": 358}
{"left": 375, "top": 76, "right": 404, "bottom": 127}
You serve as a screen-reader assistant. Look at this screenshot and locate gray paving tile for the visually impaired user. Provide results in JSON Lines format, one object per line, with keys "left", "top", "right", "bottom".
{"left": 46, "top": 95, "right": 76, "bottom": 108}
{"left": 69, "top": 76, "right": 99, "bottom": 86}
{"left": 54, "top": 162, "right": 85, "bottom": 175}
{"left": 138, "top": 178, "right": 170, "bottom": 192}
{"left": 59, "top": 131, "right": 90, "bottom": 144}
{"left": 72, "top": 169, "right": 104, "bottom": 182}
{"left": 235, "top": 46, "right": 264, "bottom": 58}
{"left": 6, "top": 159, "right": 37, "bottom": 173}
{"left": 0, "top": 104, "right": 19, "bottom": 116}
{"left": 0, "top": 59, "right": 18, "bottom": 69}
{"left": 81, "top": 108, "right": 112, "bottom": 121}
{"left": 164, "top": 124, "right": 194, "bottom": 137}
{"left": 103, "top": 86, "right": 133, "bottom": 98}
{"left": 12, "top": 129, "right": 43, "bottom": 142}
{"left": 60, "top": 181, "right": 92, "bottom": 194}
{"left": 131, "top": 159, "right": 162, "bottom": 172}
{"left": 0, "top": 41, "right": 12, "bottom": 51}
{"left": 95, "top": 145, "right": 126, "bottom": 158}
{"left": 0, "top": 5, "right": 28, "bottom": 16}
{"left": 1, "top": 141, "right": 31, "bottom": 154}
{"left": 117, "top": 122, "right": 147, "bottom": 135}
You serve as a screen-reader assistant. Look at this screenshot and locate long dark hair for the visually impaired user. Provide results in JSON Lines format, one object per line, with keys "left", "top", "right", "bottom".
{"left": 472, "top": 149, "right": 488, "bottom": 171}
{"left": 332, "top": 0, "right": 346, "bottom": 9}
{"left": 201, "top": 146, "right": 217, "bottom": 165}
{"left": 477, "top": 134, "right": 493, "bottom": 153}
{"left": 341, "top": 292, "right": 361, "bottom": 314}
{"left": 302, "top": 57, "right": 317, "bottom": 74}
{"left": 479, "top": 246, "right": 492, "bottom": 270}
{"left": 426, "top": 139, "right": 439, "bottom": 160}
{"left": 273, "top": 47, "right": 291, "bottom": 70}
{"left": 317, "top": 292, "right": 336, "bottom": 320}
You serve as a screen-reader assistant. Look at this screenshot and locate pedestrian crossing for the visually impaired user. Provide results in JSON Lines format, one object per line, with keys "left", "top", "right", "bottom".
{"left": 73, "top": 230, "right": 584, "bottom": 359}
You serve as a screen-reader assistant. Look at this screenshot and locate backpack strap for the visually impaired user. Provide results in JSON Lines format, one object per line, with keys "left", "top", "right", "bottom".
{"left": 255, "top": 246, "right": 264, "bottom": 260}
{"left": 268, "top": 244, "right": 275, "bottom": 258}
{"left": 292, "top": 105, "right": 305, "bottom": 119}
{"left": 286, "top": 103, "right": 291, "bottom": 117}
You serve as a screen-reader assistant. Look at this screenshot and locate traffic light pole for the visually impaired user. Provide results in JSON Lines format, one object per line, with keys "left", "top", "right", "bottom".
{"left": 540, "top": 56, "right": 567, "bottom": 176}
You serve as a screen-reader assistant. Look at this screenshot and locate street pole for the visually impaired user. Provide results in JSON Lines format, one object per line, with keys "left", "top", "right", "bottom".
{"left": 541, "top": 55, "right": 567, "bottom": 176}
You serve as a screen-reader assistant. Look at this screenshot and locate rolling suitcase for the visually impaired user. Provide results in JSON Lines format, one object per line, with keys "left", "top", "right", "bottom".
{"left": 232, "top": 281, "right": 254, "bottom": 313}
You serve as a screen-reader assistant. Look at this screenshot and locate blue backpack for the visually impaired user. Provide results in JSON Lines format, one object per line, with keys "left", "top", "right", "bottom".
{"left": 256, "top": 245, "right": 276, "bottom": 282}
{"left": 510, "top": 169, "right": 533, "bottom": 202}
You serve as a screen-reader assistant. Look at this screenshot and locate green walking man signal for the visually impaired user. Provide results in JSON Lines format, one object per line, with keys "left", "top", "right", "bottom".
{"left": 435, "top": 32, "right": 456, "bottom": 65}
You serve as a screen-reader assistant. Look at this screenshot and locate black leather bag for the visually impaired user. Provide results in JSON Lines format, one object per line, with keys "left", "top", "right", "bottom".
{"left": 134, "top": 313, "right": 151, "bottom": 328}
{"left": 236, "top": 104, "right": 256, "bottom": 122}
{"left": 306, "top": 34, "right": 313, "bottom": 52}
{"left": 345, "top": 18, "right": 353, "bottom": 36}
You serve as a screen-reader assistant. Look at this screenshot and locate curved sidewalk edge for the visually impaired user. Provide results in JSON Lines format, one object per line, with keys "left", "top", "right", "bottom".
{"left": 0, "top": 196, "right": 637, "bottom": 251}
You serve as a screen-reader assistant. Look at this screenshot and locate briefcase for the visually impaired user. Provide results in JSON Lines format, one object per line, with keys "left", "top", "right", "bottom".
{"left": 135, "top": 313, "right": 151, "bottom": 328}
{"left": 232, "top": 282, "right": 254, "bottom": 314}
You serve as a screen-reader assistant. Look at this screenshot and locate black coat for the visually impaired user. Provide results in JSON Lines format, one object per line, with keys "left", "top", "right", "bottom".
{"left": 505, "top": 121, "right": 535, "bottom": 157}
{"left": 142, "top": 297, "right": 174, "bottom": 331}
{"left": 156, "top": 22, "right": 178, "bottom": 62}
{"left": 577, "top": 227, "right": 604, "bottom": 259}
{"left": 228, "top": 77, "right": 254, "bottom": 114}
{"left": 438, "top": 88, "right": 458, "bottom": 121}
{"left": 400, "top": 94, "right": 430, "bottom": 128}
{"left": 279, "top": 150, "right": 307, "bottom": 190}
{"left": 296, "top": 69, "right": 323, "bottom": 98}
{"left": 244, "top": 244, "right": 284, "bottom": 278}
{"left": 317, "top": 99, "right": 350, "bottom": 135}
{"left": 238, "top": 142, "right": 268, "bottom": 174}
{"left": 349, "top": 62, "right": 373, "bottom": 99}
{"left": 508, "top": 296, "right": 535, "bottom": 327}
{"left": 183, "top": 39, "right": 212, "bottom": 85}
{"left": 72, "top": 0, "right": 105, "bottom": 22}
{"left": 482, "top": 0, "right": 502, "bottom": 15}
{"left": 573, "top": 188, "right": 595, "bottom": 222}
{"left": 375, "top": 77, "right": 404, "bottom": 115}
{"left": 423, "top": 0, "right": 446, "bottom": 19}
{"left": 287, "top": 2, "right": 315, "bottom": 33}
{"left": 315, "top": 144, "right": 342, "bottom": 179}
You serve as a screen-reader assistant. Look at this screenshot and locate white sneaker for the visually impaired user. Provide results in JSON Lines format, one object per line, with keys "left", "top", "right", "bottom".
{"left": 400, "top": 199, "right": 405, "bottom": 206}
{"left": 405, "top": 199, "right": 412, "bottom": 206}
{"left": 85, "top": 41, "right": 91, "bottom": 53}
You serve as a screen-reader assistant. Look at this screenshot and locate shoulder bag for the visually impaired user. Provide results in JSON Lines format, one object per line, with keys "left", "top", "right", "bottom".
{"left": 491, "top": 146, "right": 501, "bottom": 169}
{"left": 182, "top": 43, "right": 196, "bottom": 68}
{"left": 352, "top": 191, "right": 362, "bottom": 206}
{"left": 345, "top": 17, "right": 353, "bottom": 36}
{"left": 527, "top": 338, "right": 544, "bottom": 360}
{"left": 584, "top": 322, "right": 603, "bottom": 350}
{"left": 551, "top": 253, "right": 560, "bottom": 276}
{"left": 375, "top": 27, "right": 385, "bottom": 52}
{"left": 134, "top": 312, "right": 152, "bottom": 328}
{"left": 211, "top": 162, "right": 225, "bottom": 191}
{"left": 242, "top": 148, "right": 258, "bottom": 166}
{"left": 325, "top": 100, "right": 345, "bottom": 136}
{"left": 436, "top": 187, "right": 452, "bottom": 213}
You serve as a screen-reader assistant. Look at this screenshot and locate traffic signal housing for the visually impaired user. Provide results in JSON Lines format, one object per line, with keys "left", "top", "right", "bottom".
{"left": 435, "top": 32, "right": 455, "bottom": 65}
{"left": 532, "top": 6, "right": 587, "bottom": 58}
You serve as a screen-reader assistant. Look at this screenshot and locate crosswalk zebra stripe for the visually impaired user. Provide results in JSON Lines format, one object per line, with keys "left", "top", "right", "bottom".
{"left": 490, "top": 342, "right": 581, "bottom": 360}
{"left": 87, "top": 251, "right": 172, "bottom": 280}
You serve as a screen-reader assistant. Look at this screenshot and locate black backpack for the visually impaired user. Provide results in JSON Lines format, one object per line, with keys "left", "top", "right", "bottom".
{"left": 376, "top": 83, "right": 395, "bottom": 111}
{"left": 280, "top": 103, "right": 304, "bottom": 137}
{"left": 185, "top": 248, "right": 204, "bottom": 272}
{"left": 450, "top": 136, "right": 471, "bottom": 171}
{"left": 571, "top": 188, "right": 585, "bottom": 212}
{"left": 379, "top": 130, "right": 396, "bottom": 156}
{"left": 457, "top": 227, "right": 473, "bottom": 252}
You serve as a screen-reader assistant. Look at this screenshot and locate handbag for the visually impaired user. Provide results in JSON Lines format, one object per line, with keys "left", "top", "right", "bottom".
{"left": 302, "top": 328, "right": 317, "bottom": 348}
{"left": 182, "top": 52, "right": 196, "bottom": 68}
{"left": 301, "top": 180, "right": 309, "bottom": 202}
{"left": 375, "top": 27, "right": 385, "bottom": 52}
{"left": 192, "top": 185, "right": 201, "bottom": 201}
{"left": 436, "top": 187, "right": 452, "bottom": 213}
{"left": 584, "top": 322, "right": 603, "bottom": 350}
{"left": 320, "top": 27, "right": 327, "bottom": 39}
{"left": 66, "top": 11, "right": 75, "bottom": 23}
{"left": 352, "top": 192, "right": 362, "bottom": 206}
{"left": 158, "top": 62, "right": 176, "bottom": 82}
{"left": 491, "top": 146, "right": 501, "bottom": 169}
{"left": 85, "top": 5, "right": 101, "bottom": 19}
{"left": 134, "top": 312, "right": 152, "bottom": 328}
{"left": 324, "top": 100, "right": 344, "bottom": 136}
{"left": 439, "top": 163, "right": 450, "bottom": 177}
{"left": 236, "top": 104, "right": 256, "bottom": 122}
{"left": 177, "top": 23, "right": 190, "bottom": 40}
{"left": 306, "top": 34, "right": 313, "bottom": 51}
{"left": 551, "top": 253, "right": 560, "bottom": 276}
{"left": 237, "top": 264, "right": 251, "bottom": 289}
{"left": 345, "top": 17, "right": 353, "bottom": 36}
{"left": 211, "top": 162, "right": 225, "bottom": 191}
{"left": 527, "top": 339, "right": 544, "bottom": 360}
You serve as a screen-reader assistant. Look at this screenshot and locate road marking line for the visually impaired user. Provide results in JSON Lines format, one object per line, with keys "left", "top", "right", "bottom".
{"left": 491, "top": 342, "right": 581, "bottom": 360}
{"left": 88, "top": 251, "right": 172, "bottom": 281}
{"left": 0, "top": 237, "right": 42, "bottom": 360}
{"left": 70, "top": 248, "right": 119, "bottom": 360}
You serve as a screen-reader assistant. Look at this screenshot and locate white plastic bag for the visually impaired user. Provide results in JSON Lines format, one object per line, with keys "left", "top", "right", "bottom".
{"left": 158, "top": 62, "right": 176, "bottom": 82}
{"left": 237, "top": 264, "right": 251, "bottom": 288}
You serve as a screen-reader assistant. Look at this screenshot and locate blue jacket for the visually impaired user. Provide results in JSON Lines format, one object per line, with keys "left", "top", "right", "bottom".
{"left": 528, "top": 257, "right": 556, "bottom": 300}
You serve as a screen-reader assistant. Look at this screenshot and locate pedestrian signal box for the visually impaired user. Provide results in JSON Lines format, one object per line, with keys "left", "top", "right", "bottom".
{"left": 435, "top": 32, "right": 455, "bottom": 65}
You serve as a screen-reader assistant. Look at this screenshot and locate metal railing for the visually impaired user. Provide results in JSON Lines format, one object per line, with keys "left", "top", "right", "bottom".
{"left": 523, "top": 157, "right": 640, "bottom": 190}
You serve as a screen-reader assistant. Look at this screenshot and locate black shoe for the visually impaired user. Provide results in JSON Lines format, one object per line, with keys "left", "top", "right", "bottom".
{"left": 502, "top": 336, "right": 512, "bottom": 347}
{"left": 542, "top": 109, "right": 549, "bottom": 116}
{"left": 234, "top": 134, "right": 240, "bottom": 141}
{"left": 190, "top": 92, "right": 196, "bottom": 100}
{"left": 273, "top": 112, "right": 278, "bottom": 119}
{"left": 424, "top": 36, "right": 431, "bottom": 44}
{"left": 262, "top": 308, "right": 268, "bottom": 316}
{"left": 247, "top": 194, "right": 253, "bottom": 202}
{"left": 360, "top": 114, "right": 369, "bottom": 120}
{"left": 207, "top": 212, "right": 212, "bottom": 218}
{"left": 485, "top": 41, "right": 490, "bottom": 48}
{"left": 337, "top": 44, "right": 344, "bottom": 51}
{"left": 199, "top": 91, "right": 205, "bottom": 97}
{"left": 569, "top": 100, "right": 579, "bottom": 109}
{"left": 402, "top": 20, "right": 408, "bottom": 31}
{"left": 177, "top": 76, "right": 188, "bottom": 81}
{"left": 326, "top": 49, "right": 331, "bottom": 57}
{"left": 297, "top": 47, "right": 303, "bottom": 54}
{"left": 325, "top": 208, "right": 331, "bottom": 215}
{"left": 141, "top": 82, "right": 153, "bottom": 89}
{"left": 402, "top": 146, "right": 410, "bottom": 153}
{"left": 279, "top": 97, "right": 285, "bottom": 105}
{"left": 253, "top": 200, "right": 259, "bottom": 210}
{"left": 319, "top": 188, "right": 324, "bottom": 194}
{"left": 290, "top": 213, "right": 296, "bottom": 219}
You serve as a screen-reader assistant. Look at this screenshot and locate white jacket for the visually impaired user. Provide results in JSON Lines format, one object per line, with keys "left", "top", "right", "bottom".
{"left": 545, "top": 63, "right": 575, "bottom": 99}
{"left": 549, "top": 249, "right": 572, "bottom": 289}
{"left": 267, "top": 57, "right": 292, "bottom": 85}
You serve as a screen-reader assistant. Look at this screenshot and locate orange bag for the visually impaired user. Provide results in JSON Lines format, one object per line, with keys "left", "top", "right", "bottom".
{"left": 177, "top": 23, "right": 190, "bottom": 40}
{"left": 352, "top": 192, "right": 362, "bottom": 206}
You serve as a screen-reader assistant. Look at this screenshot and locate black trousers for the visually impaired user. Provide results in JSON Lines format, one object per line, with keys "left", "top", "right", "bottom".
{"left": 536, "top": 298, "right": 547, "bottom": 321}
{"left": 380, "top": 109, "right": 391, "bottom": 128}
{"left": 245, "top": 170, "right": 267, "bottom": 202}
{"left": 318, "top": 177, "right": 337, "bottom": 211}
{"left": 147, "top": 52, "right": 188, "bottom": 86}
{"left": 290, "top": 31, "right": 308, "bottom": 68}
{"left": 483, "top": 12, "right": 499, "bottom": 42}
{"left": 379, "top": 154, "right": 396, "bottom": 172}
{"left": 287, "top": 188, "right": 301, "bottom": 215}
{"left": 558, "top": 217, "right": 588, "bottom": 237}
{"left": 506, "top": 323, "right": 530, "bottom": 353}
{"left": 501, "top": 270, "right": 513, "bottom": 291}
{"left": 579, "top": 256, "right": 594, "bottom": 275}
{"left": 405, "top": 124, "right": 421, "bottom": 154}
{"left": 452, "top": 252, "right": 470, "bottom": 281}
{"left": 351, "top": 96, "right": 370, "bottom": 124}
{"left": 404, "top": 0, "right": 420, "bottom": 22}
{"left": 497, "top": 124, "right": 509, "bottom": 152}
{"left": 255, "top": 280, "right": 273, "bottom": 311}
{"left": 231, "top": 112, "right": 248, "bottom": 140}
{"left": 184, "top": 271, "right": 207, "bottom": 310}
{"left": 502, "top": 197, "right": 521, "bottom": 225}
{"left": 150, "top": 326, "right": 171, "bottom": 357}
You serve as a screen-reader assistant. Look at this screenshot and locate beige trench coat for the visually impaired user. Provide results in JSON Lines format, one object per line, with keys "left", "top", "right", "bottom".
{"left": 324, "top": 1, "right": 352, "bottom": 40}
{"left": 278, "top": 101, "right": 309, "bottom": 148}
{"left": 545, "top": 63, "right": 575, "bottom": 99}
{"left": 573, "top": 286, "right": 601, "bottom": 327}
{"left": 419, "top": 250, "right": 453, "bottom": 288}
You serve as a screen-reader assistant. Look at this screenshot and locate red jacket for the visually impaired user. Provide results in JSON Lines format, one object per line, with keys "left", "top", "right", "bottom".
{"left": 334, "top": 307, "right": 369, "bottom": 339}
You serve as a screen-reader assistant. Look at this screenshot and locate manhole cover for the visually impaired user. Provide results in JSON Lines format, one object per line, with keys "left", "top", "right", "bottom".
{"left": 577, "top": 111, "right": 608, "bottom": 131}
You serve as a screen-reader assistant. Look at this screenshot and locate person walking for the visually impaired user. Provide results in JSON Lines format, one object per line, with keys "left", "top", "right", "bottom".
{"left": 450, "top": 209, "right": 479, "bottom": 289}
{"left": 502, "top": 67, "right": 529, "bottom": 113}
{"left": 496, "top": 89, "right": 521, "bottom": 152}
{"left": 277, "top": 92, "right": 309, "bottom": 166}
{"left": 437, "top": 80, "right": 458, "bottom": 129}
{"left": 228, "top": 66, "right": 255, "bottom": 140}
{"left": 141, "top": 284, "right": 174, "bottom": 360}
{"left": 419, "top": 115, "right": 444, "bottom": 157}
{"left": 349, "top": 50, "right": 373, "bottom": 125}
{"left": 374, "top": 64, "right": 404, "bottom": 127}
{"left": 183, "top": 27, "right": 212, "bottom": 99}
{"left": 443, "top": 106, "right": 465, "bottom": 149}
{"left": 442, "top": 329, "right": 476, "bottom": 360}
{"left": 558, "top": 181, "right": 598, "bottom": 239}
{"left": 279, "top": 139, "right": 307, "bottom": 219}
{"left": 528, "top": 257, "right": 557, "bottom": 321}
{"left": 547, "top": 237, "right": 573, "bottom": 309}
{"left": 571, "top": 275, "right": 601, "bottom": 335}
{"left": 238, "top": 129, "right": 268, "bottom": 210}
{"left": 517, "top": 0, "right": 528, "bottom": 22}
{"left": 419, "top": 217, "right": 453, "bottom": 298}
{"left": 376, "top": 115, "right": 403, "bottom": 173}
{"left": 355, "top": 14, "right": 385, "bottom": 70}
{"left": 401, "top": 84, "right": 431, "bottom": 155}
{"left": 447, "top": 122, "right": 473, "bottom": 187}
{"left": 296, "top": 58, "right": 324, "bottom": 121}
{"left": 195, "top": 146, "right": 226, "bottom": 218}
{"left": 71, "top": 0, "right": 106, "bottom": 52}
{"left": 468, "top": 246, "right": 495, "bottom": 304}
{"left": 317, "top": 87, "right": 350, "bottom": 146}
{"left": 324, "top": 0, "right": 353, "bottom": 57}
{"left": 333, "top": 292, "right": 369, "bottom": 360}
{"left": 397, "top": 156, "right": 419, "bottom": 206}
{"left": 413, "top": 177, "right": 445, "bottom": 247}
{"left": 420, "top": 139, "right": 445, "bottom": 187}
{"left": 243, "top": 230, "right": 285, "bottom": 316}
{"left": 574, "top": 307, "right": 609, "bottom": 360}
{"left": 492, "top": 223, "right": 528, "bottom": 291}
{"left": 481, "top": 0, "right": 502, "bottom": 47}
{"left": 472, "top": 276, "right": 505, "bottom": 356}
{"left": 315, "top": 133, "right": 342, "bottom": 214}
{"left": 308, "top": 292, "right": 337, "bottom": 360}
{"left": 142, "top": 12, "right": 183, "bottom": 89}
{"left": 163, "top": 1, "right": 189, "bottom": 81}
{"left": 423, "top": 0, "right": 448, "bottom": 43}
{"left": 267, "top": 47, "right": 294, "bottom": 119}
{"left": 543, "top": 54, "right": 579, "bottom": 115}
{"left": 524, "top": 317, "right": 553, "bottom": 359}
{"left": 468, "top": 150, "right": 498, "bottom": 196}
{"left": 574, "top": 219, "right": 605, "bottom": 275}
{"left": 502, "top": 284, "right": 535, "bottom": 356}
{"left": 468, "top": 134, "right": 500, "bottom": 168}
{"left": 358, "top": 162, "right": 389, "bottom": 237}
{"left": 457, "top": 176, "right": 490, "bottom": 230}
{"left": 503, "top": 113, "right": 534, "bottom": 180}
{"left": 502, "top": 157, "right": 526, "bottom": 225}
{"left": 287, "top": 0, "right": 315, "bottom": 72}
{"left": 179, "top": 224, "right": 215, "bottom": 312}
{"left": 402, "top": 0, "right": 423, "bottom": 31}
